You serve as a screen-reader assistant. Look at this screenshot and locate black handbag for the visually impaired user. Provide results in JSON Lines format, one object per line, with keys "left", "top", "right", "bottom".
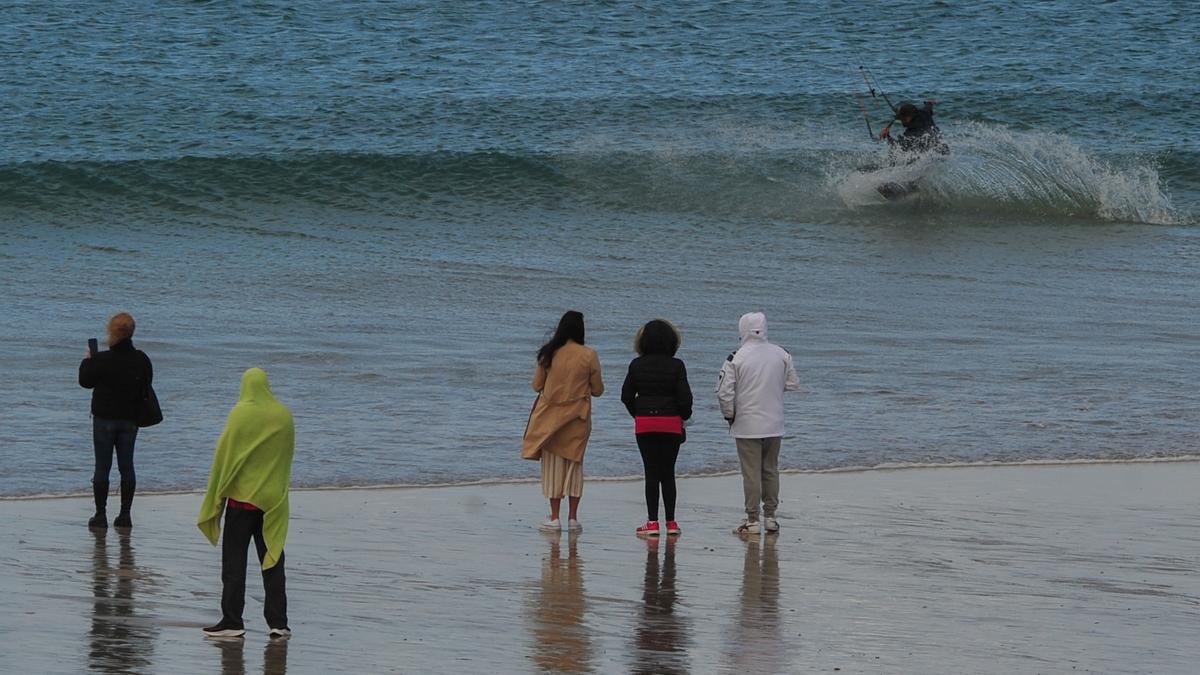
{"left": 137, "top": 383, "right": 163, "bottom": 428}
{"left": 136, "top": 354, "right": 162, "bottom": 428}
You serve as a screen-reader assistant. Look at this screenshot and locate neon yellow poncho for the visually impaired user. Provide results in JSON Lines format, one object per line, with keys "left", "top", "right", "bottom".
{"left": 197, "top": 368, "right": 295, "bottom": 569}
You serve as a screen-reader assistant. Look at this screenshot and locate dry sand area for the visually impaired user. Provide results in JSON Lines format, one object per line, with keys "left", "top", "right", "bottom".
{"left": 3, "top": 461, "right": 1198, "bottom": 674}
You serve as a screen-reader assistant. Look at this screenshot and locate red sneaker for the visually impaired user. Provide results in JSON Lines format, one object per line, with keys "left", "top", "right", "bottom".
{"left": 636, "top": 521, "right": 660, "bottom": 536}
{"left": 665, "top": 520, "right": 681, "bottom": 535}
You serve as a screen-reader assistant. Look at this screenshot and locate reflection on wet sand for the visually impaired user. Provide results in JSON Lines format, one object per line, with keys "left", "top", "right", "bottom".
{"left": 633, "top": 537, "right": 690, "bottom": 674}
{"left": 213, "top": 637, "right": 246, "bottom": 675}
{"left": 89, "top": 530, "right": 157, "bottom": 673}
{"left": 529, "top": 532, "right": 592, "bottom": 673}
{"left": 6, "top": 464, "right": 1191, "bottom": 672}
{"left": 726, "top": 534, "right": 785, "bottom": 673}
{"left": 209, "top": 634, "right": 289, "bottom": 675}
{"left": 263, "top": 637, "right": 289, "bottom": 675}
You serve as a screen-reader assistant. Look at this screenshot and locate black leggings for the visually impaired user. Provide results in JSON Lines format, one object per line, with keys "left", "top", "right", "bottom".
{"left": 637, "top": 433, "right": 681, "bottom": 521}
{"left": 93, "top": 417, "right": 137, "bottom": 483}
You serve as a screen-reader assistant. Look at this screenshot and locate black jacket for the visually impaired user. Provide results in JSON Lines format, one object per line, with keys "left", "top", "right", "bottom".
{"left": 621, "top": 355, "right": 693, "bottom": 420}
{"left": 79, "top": 339, "right": 153, "bottom": 421}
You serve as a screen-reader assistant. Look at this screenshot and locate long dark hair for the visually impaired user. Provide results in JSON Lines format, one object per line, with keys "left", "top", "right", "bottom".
{"left": 537, "top": 310, "right": 585, "bottom": 368}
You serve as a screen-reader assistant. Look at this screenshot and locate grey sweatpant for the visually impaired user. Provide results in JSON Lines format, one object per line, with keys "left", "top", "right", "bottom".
{"left": 736, "top": 436, "right": 781, "bottom": 520}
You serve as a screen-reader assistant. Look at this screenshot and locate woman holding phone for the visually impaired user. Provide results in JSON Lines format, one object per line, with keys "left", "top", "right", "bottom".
{"left": 79, "top": 312, "right": 153, "bottom": 529}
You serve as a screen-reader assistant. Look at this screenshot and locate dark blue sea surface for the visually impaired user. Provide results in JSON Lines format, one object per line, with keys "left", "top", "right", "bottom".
{"left": 2, "top": 1, "right": 1198, "bottom": 496}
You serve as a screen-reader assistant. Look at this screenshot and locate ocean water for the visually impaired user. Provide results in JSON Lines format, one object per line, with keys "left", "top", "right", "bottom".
{"left": 2, "top": 1, "right": 1197, "bottom": 497}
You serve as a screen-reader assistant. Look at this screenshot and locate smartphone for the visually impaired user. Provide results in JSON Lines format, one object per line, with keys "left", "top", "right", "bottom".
{"left": 88, "top": 338, "right": 98, "bottom": 356}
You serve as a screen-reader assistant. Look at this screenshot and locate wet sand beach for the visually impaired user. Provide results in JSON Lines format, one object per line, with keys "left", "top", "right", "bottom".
{"left": 4, "top": 461, "right": 1198, "bottom": 674}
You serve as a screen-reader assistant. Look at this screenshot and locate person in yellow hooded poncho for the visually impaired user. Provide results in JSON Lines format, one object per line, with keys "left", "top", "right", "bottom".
{"left": 197, "top": 368, "right": 294, "bottom": 639}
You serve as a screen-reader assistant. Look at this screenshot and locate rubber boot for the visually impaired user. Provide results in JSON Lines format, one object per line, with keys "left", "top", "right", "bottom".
{"left": 88, "top": 481, "right": 109, "bottom": 529}
{"left": 113, "top": 480, "right": 135, "bottom": 529}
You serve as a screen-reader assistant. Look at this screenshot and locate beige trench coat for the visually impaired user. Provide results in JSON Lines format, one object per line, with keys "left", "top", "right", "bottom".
{"left": 521, "top": 341, "right": 604, "bottom": 463}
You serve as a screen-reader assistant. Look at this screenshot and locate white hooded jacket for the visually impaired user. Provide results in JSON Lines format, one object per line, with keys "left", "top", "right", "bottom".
{"left": 716, "top": 312, "right": 800, "bottom": 439}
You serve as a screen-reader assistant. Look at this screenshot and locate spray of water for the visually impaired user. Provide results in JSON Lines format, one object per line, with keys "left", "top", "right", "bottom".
{"left": 834, "top": 122, "right": 1184, "bottom": 225}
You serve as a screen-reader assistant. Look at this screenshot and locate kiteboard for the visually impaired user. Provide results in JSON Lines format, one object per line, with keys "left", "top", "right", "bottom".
{"left": 875, "top": 180, "right": 919, "bottom": 201}
{"left": 837, "top": 158, "right": 934, "bottom": 207}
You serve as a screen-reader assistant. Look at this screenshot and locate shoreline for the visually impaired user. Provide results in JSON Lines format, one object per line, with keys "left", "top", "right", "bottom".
{"left": 5, "top": 453, "right": 1199, "bottom": 502}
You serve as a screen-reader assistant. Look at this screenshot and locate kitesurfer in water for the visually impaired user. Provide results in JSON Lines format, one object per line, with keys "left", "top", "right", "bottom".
{"left": 880, "top": 100, "right": 948, "bottom": 157}
{"left": 873, "top": 99, "right": 949, "bottom": 199}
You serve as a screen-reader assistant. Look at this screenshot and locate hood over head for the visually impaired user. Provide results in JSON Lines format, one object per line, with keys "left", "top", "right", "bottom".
{"left": 198, "top": 366, "right": 294, "bottom": 570}
{"left": 239, "top": 367, "right": 276, "bottom": 404}
{"left": 738, "top": 312, "right": 767, "bottom": 343}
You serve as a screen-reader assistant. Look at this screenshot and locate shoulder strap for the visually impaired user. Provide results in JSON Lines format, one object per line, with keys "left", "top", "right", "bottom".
{"left": 137, "top": 350, "right": 152, "bottom": 386}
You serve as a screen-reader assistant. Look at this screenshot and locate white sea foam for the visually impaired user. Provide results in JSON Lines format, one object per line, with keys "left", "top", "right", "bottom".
{"left": 835, "top": 122, "right": 1185, "bottom": 224}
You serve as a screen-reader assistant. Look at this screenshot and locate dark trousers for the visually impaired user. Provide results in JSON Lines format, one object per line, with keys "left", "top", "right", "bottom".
{"left": 93, "top": 417, "right": 137, "bottom": 483}
{"left": 637, "top": 433, "right": 681, "bottom": 521}
{"left": 221, "top": 507, "right": 288, "bottom": 629}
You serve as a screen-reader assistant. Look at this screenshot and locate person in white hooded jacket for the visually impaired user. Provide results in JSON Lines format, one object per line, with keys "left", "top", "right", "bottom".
{"left": 716, "top": 312, "right": 799, "bottom": 535}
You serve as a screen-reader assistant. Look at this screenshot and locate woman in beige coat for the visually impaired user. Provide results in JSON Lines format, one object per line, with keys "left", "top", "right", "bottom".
{"left": 522, "top": 311, "right": 604, "bottom": 532}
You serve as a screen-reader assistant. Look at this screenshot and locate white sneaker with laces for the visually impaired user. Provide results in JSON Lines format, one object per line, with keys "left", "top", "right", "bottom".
{"left": 538, "top": 518, "right": 561, "bottom": 532}
{"left": 733, "top": 519, "right": 761, "bottom": 535}
{"left": 567, "top": 519, "right": 583, "bottom": 532}
{"left": 764, "top": 517, "right": 780, "bottom": 533}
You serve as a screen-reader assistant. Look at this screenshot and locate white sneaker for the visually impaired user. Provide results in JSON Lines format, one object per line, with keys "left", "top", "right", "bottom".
{"left": 764, "top": 517, "right": 780, "bottom": 533}
{"left": 268, "top": 627, "right": 291, "bottom": 639}
{"left": 733, "top": 519, "right": 761, "bottom": 535}
{"left": 538, "top": 518, "right": 561, "bottom": 532}
{"left": 567, "top": 519, "right": 582, "bottom": 532}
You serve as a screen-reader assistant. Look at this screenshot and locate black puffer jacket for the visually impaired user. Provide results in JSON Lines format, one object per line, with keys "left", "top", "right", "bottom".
{"left": 79, "top": 339, "right": 153, "bottom": 421}
{"left": 621, "top": 355, "right": 693, "bottom": 420}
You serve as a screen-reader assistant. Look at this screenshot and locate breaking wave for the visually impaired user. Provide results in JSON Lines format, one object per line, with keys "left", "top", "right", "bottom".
{"left": 0, "top": 123, "right": 1190, "bottom": 225}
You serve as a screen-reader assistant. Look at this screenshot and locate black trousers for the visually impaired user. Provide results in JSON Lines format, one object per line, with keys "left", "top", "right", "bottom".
{"left": 637, "top": 433, "right": 681, "bottom": 521}
{"left": 221, "top": 507, "right": 288, "bottom": 629}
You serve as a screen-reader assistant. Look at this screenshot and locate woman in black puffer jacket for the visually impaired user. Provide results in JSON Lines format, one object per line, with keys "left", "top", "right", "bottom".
{"left": 621, "top": 319, "right": 693, "bottom": 537}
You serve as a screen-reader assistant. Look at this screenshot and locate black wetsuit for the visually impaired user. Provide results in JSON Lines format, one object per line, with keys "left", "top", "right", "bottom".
{"left": 895, "top": 103, "right": 948, "bottom": 155}
{"left": 877, "top": 102, "right": 948, "bottom": 199}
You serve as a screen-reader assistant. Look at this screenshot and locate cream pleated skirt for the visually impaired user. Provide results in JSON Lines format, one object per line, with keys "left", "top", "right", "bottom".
{"left": 541, "top": 452, "right": 583, "bottom": 498}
